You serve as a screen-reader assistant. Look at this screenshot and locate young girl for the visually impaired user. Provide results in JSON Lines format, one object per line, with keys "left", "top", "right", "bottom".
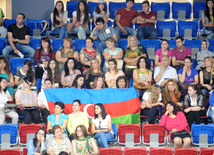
{"left": 72, "top": 74, "right": 85, "bottom": 89}
{"left": 93, "top": 0, "right": 109, "bottom": 26}
{"left": 93, "top": 76, "right": 105, "bottom": 89}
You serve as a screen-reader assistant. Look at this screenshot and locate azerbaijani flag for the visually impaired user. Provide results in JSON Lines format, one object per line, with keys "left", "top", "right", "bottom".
{"left": 44, "top": 87, "right": 141, "bottom": 126}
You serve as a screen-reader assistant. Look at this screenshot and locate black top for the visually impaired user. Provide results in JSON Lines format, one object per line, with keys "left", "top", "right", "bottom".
{"left": 8, "top": 24, "right": 30, "bottom": 40}
{"left": 202, "top": 69, "right": 214, "bottom": 85}
{"left": 85, "top": 71, "right": 103, "bottom": 88}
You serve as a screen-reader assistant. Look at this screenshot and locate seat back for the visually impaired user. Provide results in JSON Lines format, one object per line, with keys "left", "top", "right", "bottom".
{"left": 151, "top": 2, "right": 170, "bottom": 19}
{"left": 119, "top": 39, "right": 128, "bottom": 52}
{"left": 156, "top": 20, "right": 176, "bottom": 38}
{"left": 4, "top": 19, "right": 16, "bottom": 29}
{"left": 200, "top": 147, "right": 214, "bottom": 155}
{"left": 112, "top": 123, "right": 117, "bottom": 137}
{"left": 172, "top": 2, "right": 191, "bottom": 19}
{"left": 30, "top": 38, "right": 41, "bottom": 50}
{"left": 67, "top": 1, "right": 79, "bottom": 18}
{"left": 207, "top": 39, "right": 214, "bottom": 52}
{"left": 178, "top": 21, "right": 198, "bottom": 38}
{"left": 178, "top": 10, "right": 186, "bottom": 20}
{"left": 191, "top": 48, "right": 199, "bottom": 59}
{"left": 199, "top": 134, "right": 208, "bottom": 147}
{"left": 184, "top": 29, "right": 192, "bottom": 40}
{"left": 149, "top": 147, "right": 173, "bottom": 155}
{"left": 168, "top": 40, "right": 176, "bottom": 51}
{"left": 132, "top": 3, "right": 142, "bottom": 11}
{"left": 9, "top": 58, "right": 31, "bottom": 75}
{"left": 36, "top": 78, "right": 42, "bottom": 90}
{"left": 74, "top": 38, "right": 96, "bottom": 53}
{"left": 109, "top": 2, "right": 126, "bottom": 19}
{"left": 174, "top": 147, "right": 198, "bottom": 155}
{"left": 124, "top": 147, "right": 148, "bottom": 155}
{"left": 157, "top": 11, "right": 165, "bottom": 21}
{"left": 22, "top": 148, "right": 28, "bottom": 155}
{"left": 0, "top": 148, "right": 21, "bottom": 155}
{"left": 0, "top": 38, "right": 6, "bottom": 55}
{"left": 150, "top": 134, "right": 159, "bottom": 147}
{"left": 163, "top": 29, "right": 171, "bottom": 40}
{"left": 125, "top": 133, "right": 134, "bottom": 147}
{"left": 193, "top": 2, "right": 206, "bottom": 19}
{"left": 147, "top": 48, "right": 155, "bottom": 60}
{"left": 0, "top": 124, "right": 18, "bottom": 145}
{"left": 26, "top": 19, "right": 47, "bottom": 36}
{"left": 52, "top": 38, "right": 63, "bottom": 53}
{"left": 99, "top": 147, "right": 123, "bottom": 155}
{"left": 1, "top": 134, "right": 11, "bottom": 147}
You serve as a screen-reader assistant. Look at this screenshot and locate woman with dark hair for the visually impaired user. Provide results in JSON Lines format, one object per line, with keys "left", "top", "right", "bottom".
{"left": 61, "top": 58, "right": 81, "bottom": 88}
{"left": 42, "top": 59, "right": 60, "bottom": 88}
{"left": 105, "top": 58, "right": 124, "bottom": 88}
{"left": 116, "top": 76, "right": 127, "bottom": 88}
{"left": 91, "top": 103, "right": 114, "bottom": 148}
{"left": 80, "top": 37, "right": 101, "bottom": 75}
{"left": 47, "top": 102, "right": 68, "bottom": 133}
{"left": 34, "top": 37, "right": 55, "bottom": 79}
{"left": 72, "top": 125, "right": 98, "bottom": 155}
{"left": 15, "top": 76, "right": 41, "bottom": 124}
{"left": 27, "top": 128, "right": 47, "bottom": 154}
{"left": 15, "top": 60, "right": 35, "bottom": 89}
{"left": 72, "top": 0, "right": 90, "bottom": 39}
{"left": 67, "top": 100, "right": 89, "bottom": 140}
{"left": 72, "top": 75, "right": 85, "bottom": 89}
{"left": 202, "top": 0, "right": 214, "bottom": 39}
{"left": 133, "top": 56, "right": 152, "bottom": 99}
{"left": 93, "top": 76, "right": 105, "bottom": 89}
{"left": 93, "top": 0, "right": 109, "bottom": 26}
{"left": 159, "top": 101, "right": 191, "bottom": 148}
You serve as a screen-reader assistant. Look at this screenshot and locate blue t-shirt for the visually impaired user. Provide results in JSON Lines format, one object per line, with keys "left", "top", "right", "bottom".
{"left": 178, "top": 68, "right": 198, "bottom": 83}
{"left": 47, "top": 113, "right": 68, "bottom": 133}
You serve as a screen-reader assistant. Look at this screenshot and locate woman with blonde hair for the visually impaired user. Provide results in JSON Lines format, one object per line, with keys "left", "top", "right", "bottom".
{"left": 93, "top": 76, "right": 105, "bottom": 89}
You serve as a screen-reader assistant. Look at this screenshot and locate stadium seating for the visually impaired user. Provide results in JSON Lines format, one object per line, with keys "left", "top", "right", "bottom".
{"left": 178, "top": 20, "right": 198, "bottom": 39}
{"left": 172, "top": 2, "right": 191, "bottom": 20}
{"left": 0, "top": 37, "right": 6, "bottom": 55}
{"left": 184, "top": 39, "right": 203, "bottom": 59}
{"left": 36, "top": 78, "right": 42, "bottom": 90}
{"left": 107, "top": 124, "right": 118, "bottom": 143}
{"left": 124, "top": 147, "right": 148, "bottom": 155}
{"left": 4, "top": 19, "right": 16, "bottom": 29}
{"left": 193, "top": 2, "right": 206, "bottom": 20}
{"left": 9, "top": 58, "right": 31, "bottom": 75}
{"left": 132, "top": 3, "right": 143, "bottom": 11}
{"left": 156, "top": 20, "right": 176, "bottom": 39}
{"left": 167, "top": 39, "right": 176, "bottom": 51}
{"left": 118, "top": 39, "right": 128, "bottom": 52}
{"left": 22, "top": 148, "right": 28, "bottom": 155}
{"left": 67, "top": 1, "right": 79, "bottom": 18}
{"left": 26, "top": 19, "right": 47, "bottom": 36}
{"left": 99, "top": 147, "right": 123, "bottom": 155}
{"left": 30, "top": 38, "right": 41, "bottom": 50}
{"left": 74, "top": 38, "right": 96, "bottom": 53}
{"left": 151, "top": 2, "right": 170, "bottom": 20}
{"left": 174, "top": 147, "right": 198, "bottom": 155}
{"left": 109, "top": 2, "right": 126, "bottom": 19}
{"left": 88, "top": 2, "right": 108, "bottom": 18}
{"left": 0, "top": 124, "right": 18, "bottom": 145}
{"left": 52, "top": 38, "right": 64, "bottom": 53}
{"left": 149, "top": 147, "right": 173, "bottom": 155}
{"left": 0, "top": 148, "right": 21, "bottom": 155}
{"left": 200, "top": 147, "right": 214, "bottom": 155}
{"left": 207, "top": 39, "right": 214, "bottom": 52}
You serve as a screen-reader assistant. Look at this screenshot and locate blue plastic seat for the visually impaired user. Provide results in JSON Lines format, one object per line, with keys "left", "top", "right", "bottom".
{"left": 36, "top": 78, "right": 42, "bottom": 90}
{"left": 67, "top": 1, "right": 79, "bottom": 18}
{"left": 172, "top": 2, "right": 191, "bottom": 19}
{"left": 141, "top": 39, "right": 161, "bottom": 60}
{"left": 129, "top": 79, "right": 134, "bottom": 88}
{"left": 52, "top": 38, "right": 63, "bottom": 53}
{"left": 184, "top": 39, "right": 203, "bottom": 59}
{"left": 30, "top": 38, "right": 41, "bottom": 50}
{"left": 26, "top": 19, "right": 47, "bottom": 36}
{"left": 9, "top": 58, "right": 31, "bottom": 75}
{"left": 0, "top": 124, "right": 18, "bottom": 145}
{"left": 119, "top": 39, "right": 128, "bottom": 52}
{"left": 3, "top": 19, "right": 16, "bottom": 29}
{"left": 167, "top": 40, "right": 176, "bottom": 51}
{"left": 193, "top": 2, "right": 206, "bottom": 19}
{"left": 207, "top": 39, "right": 214, "bottom": 52}
{"left": 0, "top": 38, "right": 6, "bottom": 55}
{"left": 132, "top": 3, "right": 142, "bottom": 11}
{"left": 178, "top": 20, "right": 198, "bottom": 39}
{"left": 151, "top": 2, "right": 170, "bottom": 19}
{"left": 109, "top": 2, "right": 126, "bottom": 19}
{"left": 107, "top": 124, "right": 117, "bottom": 143}
{"left": 74, "top": 38, "right": 96, "bottom": 53}
{"left": 156, "top": 20, "right": 176, "bottom": 38}
{"left": 192, "top": 59, "right": 197, "bottom": 69}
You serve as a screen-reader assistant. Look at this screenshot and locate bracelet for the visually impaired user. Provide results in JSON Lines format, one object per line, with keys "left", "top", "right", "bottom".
{"left": 189, "top": 107, "right": 192, "bottom": 111}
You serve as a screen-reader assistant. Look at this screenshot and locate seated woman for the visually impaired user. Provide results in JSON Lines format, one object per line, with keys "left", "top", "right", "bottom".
{"left": 47, "top": 102, "right": 68, "bottom": 133}
{"left": 208, "top": 90, "right": 214, "bottom": 123}
{"left": 141, "top": 85, "right": 163, "bottom": 124}
{"left": 105, "top": 58, "right": 124, "bottom": 88}
{"left": 27, "top": 128, "right": 47, "bottom": 155}
{"left": 56, "top": 37, "right": 79, "bottom": 72}
{"left": 0, "top": 77, "right": 18, "bottom": 124}
{"left": 103, "top": 37, "right": 123, "bottom": 73}
{"left": 14, "top": 60, "right": 35, "bottom": 89}
{"left": 42, "top": 59, "right": 60, "bottom": 88}
{"left": 199, "top": 56, "right": 214, "bottom": 96}
{"left": 178, "top": 56, "right": 199, "bottom": 97}
{"left": 47, "top": 125, "right": 72, "bottom": 155}
{"left": 184, "top": 85, "right": 207, "bottom": 129}
{"left": 67, "top": 100, "right": 89, "bottom": 140}
{"left": 123, "top": 35, "right": 148, "bottom": 79}
{"left": 93, "top": 76, "right": 105, "bottom": 89}
{"left": 85, "top": 58, "right": 103, "bottom": 89}
{"left": 92, "top": 103, "right": 114, "bottom": 148}
{"left": 15, "top": 77, "right": 41, "bottom": 124}
{"left": 159, "top": 101, "right": 191, "bottom": 148}
{"left": 116, "top": 76, "right": 127, "bottom": 89}
{"left": 80, "top": 37, "right": 101, "bottom": 75}
{"left": 93, "top": 0, "right": 109, "bottom": 26}
{"left": 61, "top": 58, "right": 81, "bottom": 88}
{"left": 155, "top": 39, "right": 172, "bottom": 67}
{"left": 34, "top": 37, "right": 55, "bottom": 80}
{"left": 133, "top": 56, "right": 152, "bottom": 99}
{"left": 72, "top": 125, "right": 98, "bottom": 155}
{"left": 72, "top": 75, "right": 85, "bottom": 89}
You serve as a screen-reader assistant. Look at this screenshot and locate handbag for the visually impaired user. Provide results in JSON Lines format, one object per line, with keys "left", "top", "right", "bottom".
{"left": 33, "top": 21, "right": 50, "bottom": 37}
{"left": 134, "top": 81, "right": 151, "bottom": 89}
{"left": 105, "top": 60, "right": 123, "bottom": 70}
{"left": 178, "top": 81, "right": 190, "bottom": 90}
{"left": 23, "top": 106, "right": 38, "bottom": 111}
{"left": 172, "top": 129, "right": 189, "bottom": 135}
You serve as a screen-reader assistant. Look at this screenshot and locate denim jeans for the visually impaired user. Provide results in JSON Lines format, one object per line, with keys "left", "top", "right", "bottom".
{"left": 201, "top": 88, "right": 210, "bottom": 96}
{"left": 0, "top": 27, "right": 7, "bottom": 38}
{"left": 204, "top": 29, "right": 214, "bottom": 39}
{"left": 73, "top": 26, "right": 90, "bottom": 39}
{"left": 2, "top": 43, "right": 35, "bottom": 60}
{"left": 52, "top": 25, "right": 68, "bottom": 39}
{"left": 137, "top": 25, "right": 158, "bottom": 41}
{"left": 115, "top": 26, "right": 137, "bottom": 39}
{"left": 98, "top": 42, "right": 119, "bottom": 54}
{"left": 136, "top": 89, "right": 147, "bottom": 100}
{"left": 208, "top": 110, "right": 214, "bottom": 123}
{"left": 94, "top": 131, "right": 114, "bottom": 148}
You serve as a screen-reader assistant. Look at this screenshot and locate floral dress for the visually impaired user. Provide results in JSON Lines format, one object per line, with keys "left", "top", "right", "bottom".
{"left": 74, "top": 138, "right": 93, "bottom": 154}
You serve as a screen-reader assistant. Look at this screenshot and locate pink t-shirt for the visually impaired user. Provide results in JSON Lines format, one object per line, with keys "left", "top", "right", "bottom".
{"left": 172, "top": 46, "right": 191, "bottom": 61}
{"left": 105, "top": 70, "right": 124, "bottom": 82}
{"left": 156, "top": 49, "right": 172, "bottom": 63}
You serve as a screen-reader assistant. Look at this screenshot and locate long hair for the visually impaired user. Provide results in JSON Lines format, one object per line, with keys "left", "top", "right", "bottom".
{"left": 188, "top": 85, "right": 207, "bottom": 107}
{"left": 74, "top": 125, "right": 88, "bottom": 139}
{"left": 204, "top": 56, "right": 214, "bottom": 85}
{"left": 77, "top": 0, "right": 89, "bottom": 25}
{"left": 163, "top": 79, "right": 179, "bottom": 102}
{"left": 205, "top": 0, "right": 214, "bottom": 22}
{"left": 95, "top": 2, "right": 107, "bottom": 14}
{"left": 23, "top": 60, "right": 35, "bottom": 83}
{"left": 90, "top": 57, "right": 102, "bottom": 74}
{"left": 108, "top": 58, "right": 118, "bottom": 74}
{"left": 0, "top": 56, "right": 12, "bottom": 76}
{"left": 72, "top": 74, "right": 85, "bottom": 88}
{"left": 94, "top": 103, "right": 107, "bottom": 119}
{"left": 53, "top": 1, "right": 64, "bottom": 26}
{"left": 64, "top": 58, "right": 77, "bottom": 77}
{"left": 136, "top": 56, "right": 149, "bottom": 69}
{"left": 127, "top": 35, "right": 138, "bottom": 47}
{"left": 0, "top": 77, "right": 7, "bottom": 93}
{"left": 33, "top": 128, "right": 46, "bottom": 148}
{"left": 40, "top": 37, "right": 53, "bottom": 53}
{"left": 47, "top": 59, "right": 60, "bottom": 83}
{"left": 145, "top": 84, "right": 160, "bottom": 105}
{"left": 93, "top": 76, "right": 105, "bottom": 89}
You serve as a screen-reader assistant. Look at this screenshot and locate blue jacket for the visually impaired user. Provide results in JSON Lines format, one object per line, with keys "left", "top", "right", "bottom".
{"left": 27, "top": 139, "right": 47, "bottom": 155}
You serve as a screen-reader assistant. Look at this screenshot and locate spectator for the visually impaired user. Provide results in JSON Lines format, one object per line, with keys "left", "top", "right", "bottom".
{"left": 154, "top": 55, "right": 178, "bottom": 88}
{"left": 67, "top": 100, "right": 89, "bottom": 140}
{"left": 124, "top": 35, "right": 148, "bottom": 79}
{"left": 47, "top": 102, "right": 68, "bottom": 133}
{"left": 15, "top": 76, "right": 41, "bottom": 124}
{"left": 136, "top": 1, "right": 157, "bottom": 40}
{"left": 207, "top": 90, "right": 214, "bottom": 123}
{"left": 72, "top": 125, "right": 99, "bottom": 155}
{"left": 42, "top": 59, "right": 60, "bottom": 88}
{"left": 172, "top": 36, "right": 192, "bottom": 72}
{"left": 93, "top": 0, "right": 109, "bottom": 26}
{"left": 90, "top": 17, "right": 118, "bottom": 53}
{"left": 159, "top": 101, "right": 191, "bottom": 148}
{"left": 72, "top": 0, "right": 90, "bottom": 39}
{"left": 199, "top": 56, "right": 214, "bottom": 96}
{"left": 80, "top": 37, "right": 101, "bottom": 75}
{"left": 0, "top": 77, "right": 18, "bottom": 124}
{"left": 141, "top": 85, "right": 163, "bottom": 124}
{"left": 105, "top": 58, "right": 125, "bottom": 88}
{"left": 14, "top": 60, "right": 35, "bottom": 89}
{"left": 72, "top": 74, "right": 85, "bottom": 89}
{"left": 85, "top": 58, "right": 103, "bottom": 89}
{"left": 196, "top": 40, "right": 214, "bottom": 70}
{"left": 116, "top": 76, "right": 127, "bottom": 88}
{"left": 92, "top": 103, "right": 114, "bottom": 148}
{"left": 133, "top": 56, "right": 152, "bottom": 99}
{"left": 155, "top": 39, "right": 172, "bottom": 67}
{"left": 115, "top": 0, "right": 138, "bottom": 39}
{"left": 0, "top": 8, "right": 7, "bottom": 38}
{"left": 27, "top": 128, "right": 47, "bottom": 155}
{"left": 61, "top": 58, "right": 81, "bottom": 88}
{"left": 34, "top": 37, "right": 55, "bottom": 80}
{"left": 56, "top": 37, "right": 79, "bottom": 72}
{"left": 38, "top": 78, "right": 52, "bottom": 124}
{"left": 103, "top": 37, "right": 123, "bottom": 73}
{"left": 2, "top": 13, "right": 35, "bottom": 59}
{"left": 47, "top": 125, "right": 72, "bottom": 155}
{"left": 93, "top": 76, "right": 105, "bottom": 89}
{"left": 202, "top": 0, "right": 214, "bottom": 39}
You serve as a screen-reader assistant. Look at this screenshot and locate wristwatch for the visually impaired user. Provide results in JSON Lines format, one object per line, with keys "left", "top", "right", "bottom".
{"left": 144, "top": 18, "right": 146, "bottom": 22}
{"left": 16, "top": 39, "right": 19, "bottom": 43}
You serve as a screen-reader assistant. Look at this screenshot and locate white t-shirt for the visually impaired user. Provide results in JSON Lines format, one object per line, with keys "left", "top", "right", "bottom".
{"left": 92, "top": 114, "right": 113, "bottom": 134}
{"left": 190, "top": 97, "right": 197, "bottom": 107}
{"left": 38, "top": 89, "right": 49, "bottom": 110}
{"left": 141, "top": 92, "right": 162, "bottom": 105}
{"left": 50, "top": 11, "right": 68, "bottom": 30}
{"left": 0, "top": 90, "right": 10, "bottom": 108}
{"left": 72, "top": 11, "right": 90, "bottom": 25}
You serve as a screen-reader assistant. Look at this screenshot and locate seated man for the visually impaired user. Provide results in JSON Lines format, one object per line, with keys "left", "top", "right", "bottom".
{"left": 115, "top": 0, "right": 138, "bottom": 39}
{"left": 0, "top": 8, "right": 7, "bottom": 38}
{"left": 90, "top": 17, "right": 118, "bottom": 53}
{"left": 2, "top": 13, "right": 35, "bottom": 59}
{"left": 136, "top": 1, "right": 157, "bottom": 40}
{"left": 172, "top": 36, "right": 192, "bottom": 72}
{"left": 154, "top": 55, "right": 178, "bottom": 89}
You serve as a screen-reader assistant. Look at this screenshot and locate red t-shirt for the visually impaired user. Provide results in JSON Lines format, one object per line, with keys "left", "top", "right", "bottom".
{"left": 116, "top": 8, "right": 138, "bottom": 28}
{"left": 138, "top": 11, "right": 156, "bottom": 27}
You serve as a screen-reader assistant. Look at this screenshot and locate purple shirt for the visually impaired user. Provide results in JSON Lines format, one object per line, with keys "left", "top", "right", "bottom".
{"left": 172, "top": 46, "right": 191, "bottom": 61}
